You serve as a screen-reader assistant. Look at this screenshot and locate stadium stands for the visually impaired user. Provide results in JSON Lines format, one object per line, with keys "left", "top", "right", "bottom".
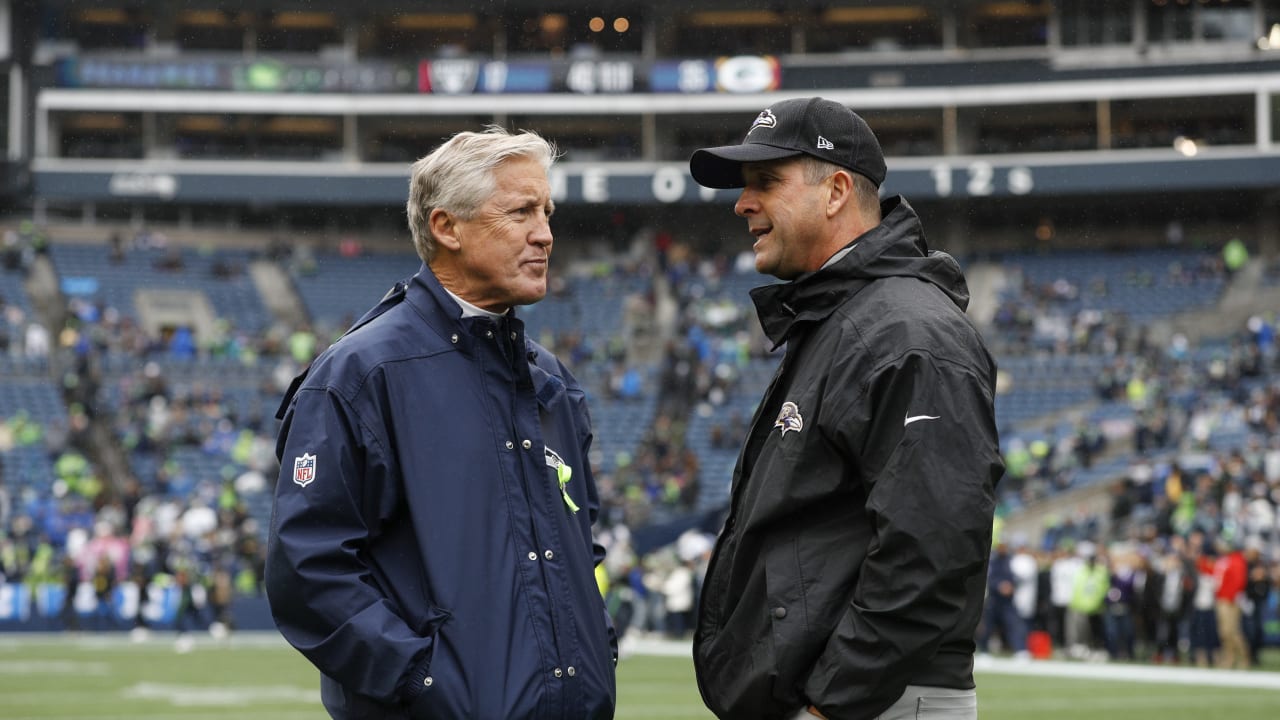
{"left": 288, "top": 250, "right": 419, "bottom": 329}
{"left": 49, "top": 241, "right": 269, "bottom": 333}
{"left": 2, "top": 0, "right": 1279, "bottom": 659}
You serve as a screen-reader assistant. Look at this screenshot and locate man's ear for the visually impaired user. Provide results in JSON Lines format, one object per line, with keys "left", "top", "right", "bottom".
{"left": 826, "top": 170, "right": 854, "bottom": 219}
{"left": 429, "top": 208, "right": 461, "bottom": 252}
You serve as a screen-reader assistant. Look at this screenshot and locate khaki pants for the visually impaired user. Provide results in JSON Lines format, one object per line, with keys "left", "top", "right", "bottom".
{"left": 1215, "top": 600, "right": 1248, "bottom": 669}
{"left": 793, "top": 685, "right": 977, "bottom": 720}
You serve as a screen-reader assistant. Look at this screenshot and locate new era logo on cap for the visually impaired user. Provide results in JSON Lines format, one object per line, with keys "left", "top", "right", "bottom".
{"left": 689, "top": 97, "right": 887, "bottom": 190}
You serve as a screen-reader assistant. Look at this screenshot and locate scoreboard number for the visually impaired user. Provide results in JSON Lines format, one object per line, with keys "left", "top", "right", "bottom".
{"left": 930, "top": 163, "right": 1035, "bottom": 197}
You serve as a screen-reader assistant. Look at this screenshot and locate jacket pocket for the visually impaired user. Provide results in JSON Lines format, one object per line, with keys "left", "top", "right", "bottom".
{"left": 322, "top": 675, "right": 410, "bottom": 720}
{"left": 409, "top": 620, "right": 471, "bottom": 720}
{"left": 915, "top": 690, "right": 976, "bottom": 717}
{"left": 763, "top": 534, "right": 811, "bottom": 707}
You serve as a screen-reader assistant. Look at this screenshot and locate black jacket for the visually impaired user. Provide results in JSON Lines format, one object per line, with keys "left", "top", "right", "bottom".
{"left": 693, "top": 197, "right": 1003, "bottom": 720}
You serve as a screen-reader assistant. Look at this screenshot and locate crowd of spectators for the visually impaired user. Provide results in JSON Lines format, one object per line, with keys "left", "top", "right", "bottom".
{"left": 604, "top": 239, "right": 1280, "bottom": 663}
{"left": 1, "top": 222, "right": 1279, "bottom": 667}
{"left": 1030, "top": 421, "right": 1280, "bottom": 664}
{"left": 0, "top": 225, "right": 723, "bottom": 639}
{"left": 0, "top": 225, "right": 291, "bottom": 638}
{"left": 981, "top": 520, "right": 1277, "bottom": 667}
{"left": 977, "top": 245, "right": 1280, "bottom": 663}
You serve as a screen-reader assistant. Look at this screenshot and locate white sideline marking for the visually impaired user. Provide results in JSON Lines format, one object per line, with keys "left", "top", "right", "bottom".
{"left": 625, "top": 637, "right": 696, "bottom": 657}
{"left": 121, "top": 682, "right": 317, "bottom": 706}
{"left": 3, "top": 714, "right": 321, "bottom": 720}
{"left": 982, "top": 691, "right": 1267, "bottom": 711}
{"left": 624, "top": 638, "right": 1280, "bottom": 691}
{"left": 0, "top": 631, "right": 293, "bottom": 650}
{"left": 975, "top": 656, "right": 1280, "bottom": 691}
{"left": 0, "top": 659, "right": 111, "bottom": 675}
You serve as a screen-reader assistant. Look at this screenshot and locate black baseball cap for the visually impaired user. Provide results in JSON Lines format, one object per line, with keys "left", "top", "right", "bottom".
{"left": 690, "top": 97, "right": 886, "bottom": 189}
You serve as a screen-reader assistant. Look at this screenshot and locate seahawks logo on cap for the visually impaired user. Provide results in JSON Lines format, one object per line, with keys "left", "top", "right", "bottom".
{"left": 748, "top": 108, "right": 777, "bottom": 135}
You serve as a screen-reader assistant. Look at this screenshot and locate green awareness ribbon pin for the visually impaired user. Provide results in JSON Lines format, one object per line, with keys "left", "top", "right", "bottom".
{"left": 545, "top": 447, "right": 580, "bottom": 514}
{"left": 557, "top": 463, "right": 579, "bottom": 514}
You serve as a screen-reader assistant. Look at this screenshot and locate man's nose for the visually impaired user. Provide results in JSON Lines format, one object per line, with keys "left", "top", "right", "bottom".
{"left": 734, "top": 188, "right": 757, "bottom": 217}
{"left": 531, "top": 216, "right": 553, "bottom": 246}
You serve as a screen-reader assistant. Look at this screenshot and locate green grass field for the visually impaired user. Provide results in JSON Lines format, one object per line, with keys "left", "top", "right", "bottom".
{"left": 1, "top": 633, "right": 1278, "bottom": 719}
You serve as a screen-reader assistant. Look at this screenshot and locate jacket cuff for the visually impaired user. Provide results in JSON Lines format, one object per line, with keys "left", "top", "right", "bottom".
{"left": 399, "top": 655, "right": 433, "bottom": 707}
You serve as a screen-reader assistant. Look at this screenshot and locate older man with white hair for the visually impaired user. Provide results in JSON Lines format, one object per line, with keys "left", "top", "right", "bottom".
{"left": 267, "top": 127, "right": 617, "bottom": 720}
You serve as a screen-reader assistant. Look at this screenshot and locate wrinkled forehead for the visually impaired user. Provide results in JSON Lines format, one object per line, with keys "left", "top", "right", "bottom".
{"left": 491, "top": 157, "right": 551, "bottom": 192}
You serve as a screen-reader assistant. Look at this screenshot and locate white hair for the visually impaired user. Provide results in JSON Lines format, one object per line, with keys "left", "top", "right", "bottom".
{"left": 406, "top": 126, "right": 557, "bottom": 263}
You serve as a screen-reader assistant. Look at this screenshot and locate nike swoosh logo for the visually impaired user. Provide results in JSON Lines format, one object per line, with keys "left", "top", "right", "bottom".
{"left": 904, "top": 414, "right": 940, "bottom": 427}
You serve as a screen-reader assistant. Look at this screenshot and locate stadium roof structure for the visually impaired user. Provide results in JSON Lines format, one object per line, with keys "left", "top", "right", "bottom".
{"left": 11, "top": 0, "right": 1280, "bottom": 209}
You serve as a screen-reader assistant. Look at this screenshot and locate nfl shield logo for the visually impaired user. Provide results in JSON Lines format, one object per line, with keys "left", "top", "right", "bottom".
{"left": 293, "top": 453, "right": 316, "bottom": 487}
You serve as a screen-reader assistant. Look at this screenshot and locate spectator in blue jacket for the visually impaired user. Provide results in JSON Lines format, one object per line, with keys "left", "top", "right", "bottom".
{"left": 266, "top": 126, "right": 617, "bottom": 719}
{"left": 979, "top": 540, "right": 1027, "bottom": 657}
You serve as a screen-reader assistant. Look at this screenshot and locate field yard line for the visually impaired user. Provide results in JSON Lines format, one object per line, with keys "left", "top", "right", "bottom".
{"left": 980, "top": 691, "right": 1274, "bottom": 711}
{"left": 5, "top": 632, "right": 1278, "bottom": 694}
{"left": 121, "top": 681, "right": 318, "bottom": 706}
{"left": 624, "top": 636, "right": 698, "bottom": 657}
{"left": 975, "top": 656, "right": 1280, "bottom": 691}
{"left": 0, "top": 631, "right": 294, "bottom": 650}
{"left": 623, "top": 637, "right": 1280, "bottom": 691}
{"left": 0, "top": 659, "right": 111, "bottom": 674}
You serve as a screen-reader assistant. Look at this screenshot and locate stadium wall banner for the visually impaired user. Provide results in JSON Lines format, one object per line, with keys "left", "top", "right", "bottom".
{"left": 54, "top": 54, "right": 783, "bottom": 94}
{"left": 50, "top": 53, "right": 1280, "bottom": 93}
{"left": 57, "top": 56, "right": 420, "bottom": 94}
{"left": 0, "top": 582, "right": 31, "bottom": 622}
{"left": 32, "top": 153, "right": 1280, "bottom": 205}
{"left": 0, "top": 581, "right": 182, "bottom": 627}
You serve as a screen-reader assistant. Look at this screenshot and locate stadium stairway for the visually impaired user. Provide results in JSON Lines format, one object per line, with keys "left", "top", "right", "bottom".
{"left": 249, "top": 260, "right": 308, "bottom": 328}
{"left": 1161, "top": 258, "right": 1280, "bottom": 345}
{"left": 23, "top": 254, "right": 62, "bottom": 330}
{"left": 18, "top": 254, "right": 136, "bottom": 494}
{"left": 962, "top": 261, "right": 1004, "bottom": 328}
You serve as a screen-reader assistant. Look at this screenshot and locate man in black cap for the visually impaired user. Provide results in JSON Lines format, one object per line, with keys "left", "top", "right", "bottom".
{"left": 689, "top": 97, "right": 1003, "bottom": 720}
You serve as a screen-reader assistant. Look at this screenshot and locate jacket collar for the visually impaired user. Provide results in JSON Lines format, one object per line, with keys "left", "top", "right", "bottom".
{"left": 407, "top": 264, "right": 567, "bottom": 402}
{"left": 404, "top": 262, "right": 525, "bottom": 337}
{"left": 750, "top": 195, "right": 961, "bottom": 350}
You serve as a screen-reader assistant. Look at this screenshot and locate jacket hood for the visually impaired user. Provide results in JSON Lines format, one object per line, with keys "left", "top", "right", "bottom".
{"left": 750, "top": 195, "right": 970, "bottom": 348}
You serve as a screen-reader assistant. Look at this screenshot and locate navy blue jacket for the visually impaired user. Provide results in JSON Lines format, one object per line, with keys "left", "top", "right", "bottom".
{"left": 266, "top": 264, "right": 617, "bottom": 720}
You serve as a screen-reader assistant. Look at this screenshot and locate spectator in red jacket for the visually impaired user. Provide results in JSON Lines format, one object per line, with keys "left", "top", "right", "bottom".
{"left": 1212, "top": 537, "right": 1249, "bottom": 669}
